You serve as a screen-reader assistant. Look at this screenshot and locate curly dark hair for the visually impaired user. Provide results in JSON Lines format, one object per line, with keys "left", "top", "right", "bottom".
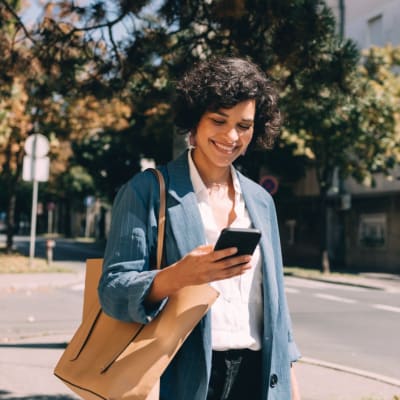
{"left": 173, "top": 56, "right": 281, "bottom": 149}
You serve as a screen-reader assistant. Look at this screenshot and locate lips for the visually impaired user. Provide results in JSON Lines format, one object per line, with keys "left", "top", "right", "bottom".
{"left": 211, "top": 140, "right": 237, "bottom": 154}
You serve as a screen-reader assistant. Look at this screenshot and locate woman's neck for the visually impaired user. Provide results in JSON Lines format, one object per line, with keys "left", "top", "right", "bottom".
{"left": 191, "top": 150, "right": 232, "bottom": 189}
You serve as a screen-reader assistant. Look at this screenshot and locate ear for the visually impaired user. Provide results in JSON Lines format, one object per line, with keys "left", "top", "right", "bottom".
{"left": 189, "top": 131, "right": 197, "bottom": 147}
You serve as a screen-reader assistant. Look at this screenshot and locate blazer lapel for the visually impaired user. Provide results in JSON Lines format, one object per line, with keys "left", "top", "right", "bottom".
{"left": 238, "top": 173, "right": 279, "bottom": 329}
{"left": 166, "top": 151, "right": 206, "bottom": 257}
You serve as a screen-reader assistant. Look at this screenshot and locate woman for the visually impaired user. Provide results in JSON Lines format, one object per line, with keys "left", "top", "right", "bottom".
{"left": 98, "top": 56, "right": 301, "bottom": 400}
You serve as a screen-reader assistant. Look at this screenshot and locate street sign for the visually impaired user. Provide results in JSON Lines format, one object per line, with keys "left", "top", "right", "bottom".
{"left": 24, "top": 134, "right": 49, "bottom": 157}
{"left": 24, "top": 133, "right": 50, "bottom": 267}
{"left": 260, "top": 175, "right": 279, "bottom": 195}
{"left": 22, "top": 156, "right": 50, "bottom": 182}
{"left": 22, "top": 134, "right": 50, "bottom": 183}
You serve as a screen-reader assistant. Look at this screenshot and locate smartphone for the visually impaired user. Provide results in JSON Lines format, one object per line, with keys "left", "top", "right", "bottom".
{"left": 214, "top": 227, "right": 261, "bottom": 256}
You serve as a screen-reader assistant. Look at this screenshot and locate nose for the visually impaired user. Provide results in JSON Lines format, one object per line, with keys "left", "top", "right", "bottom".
{"left": 225, "top": 127, "right": 240, "bottom": 142}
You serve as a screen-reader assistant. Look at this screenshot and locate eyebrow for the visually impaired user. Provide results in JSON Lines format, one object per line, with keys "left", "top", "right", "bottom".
{"left": 211, "top": 110, "right": 254, "bottom": 122}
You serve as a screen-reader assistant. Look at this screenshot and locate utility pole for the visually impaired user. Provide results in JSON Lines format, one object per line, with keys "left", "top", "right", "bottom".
{"left": 339, "top": 0, "right": 345, "bottom": 40}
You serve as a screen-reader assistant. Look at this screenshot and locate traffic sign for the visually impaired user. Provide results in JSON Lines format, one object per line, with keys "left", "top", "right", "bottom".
{"left": 22, "top": 156, "right": 49, "bottom": 182}
{"left": 260, "top": 175, "right": 279, "bottom": 195}
{"left": 24, "top": 133, "right": 51, "bottom": 266}
{"left": 24, "top": 134, "right": 49, "bottom": 157}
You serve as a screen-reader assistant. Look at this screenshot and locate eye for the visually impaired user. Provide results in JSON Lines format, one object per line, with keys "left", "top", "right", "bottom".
{"left": 210, "top": 118, "right": 225, "bottom": 125}
{"left": 238, "top": 124, "right": 252, "bottom": 131}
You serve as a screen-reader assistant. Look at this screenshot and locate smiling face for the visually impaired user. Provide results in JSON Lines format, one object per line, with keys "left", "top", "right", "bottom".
{"left": 192, "top": 99, "right": 256, "bottom": 182}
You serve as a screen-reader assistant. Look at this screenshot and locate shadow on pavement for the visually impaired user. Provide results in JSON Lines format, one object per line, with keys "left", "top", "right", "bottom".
{"left": 0, "top": 343, "right": 67, "bottom": 349}
{"left": 0, "top": 393, "right": 76, "bottom": 400}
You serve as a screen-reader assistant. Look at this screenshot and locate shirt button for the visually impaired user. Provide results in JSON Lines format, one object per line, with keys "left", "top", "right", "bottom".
{"left": 270, "top": 373, "right": 278, "bottom": 388}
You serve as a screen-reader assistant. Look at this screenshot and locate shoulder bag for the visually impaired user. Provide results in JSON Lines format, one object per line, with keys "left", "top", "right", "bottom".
{"left": 54, "top": 168, "right": 219, "bottom": 400}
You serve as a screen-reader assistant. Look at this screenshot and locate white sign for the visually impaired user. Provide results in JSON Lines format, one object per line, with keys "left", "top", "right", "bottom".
{"left": 24, "top": 134, "right": 50, "bottom": 157}
{"left": 23, "top": 156, "right": 50, "bottom": 182}
{"left": 24, "top": 134, "right": 51, "bottom": 266}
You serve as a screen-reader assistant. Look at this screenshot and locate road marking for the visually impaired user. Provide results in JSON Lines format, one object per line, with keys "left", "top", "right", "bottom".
{"left": 285, "top": 287, "right": 300, "bottom": 294}
{"left": 372, "top": 304, "right": 400, "bottom": 313}
{"left": 70, "top": 284, "right": 84, "bottom": 291}
{"left": 314, "top": 293, "right": 357, "bottom": 304}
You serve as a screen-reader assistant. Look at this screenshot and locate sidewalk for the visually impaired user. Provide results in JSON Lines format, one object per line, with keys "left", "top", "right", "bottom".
{"left": 284, "top": 266, "right": 400, "bottom": 293}
{"left": 1, "top": 262, "right": 399, "bottom": 400}
{"left": 0, "top": 333, "right": 399, "bottom": 400}
{"left": 0, "top": 260, "right": 85, "bottom": 293}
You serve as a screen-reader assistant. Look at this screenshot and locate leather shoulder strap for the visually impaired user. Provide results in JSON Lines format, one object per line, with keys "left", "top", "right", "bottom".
{"left": 148, "top": 168, "right": 166, "bottom": 270}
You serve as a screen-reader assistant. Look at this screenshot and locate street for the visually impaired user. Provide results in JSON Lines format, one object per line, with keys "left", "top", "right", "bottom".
{"left": 1, "top": 236, "right": 400, "bottom": 399}
{"left": 10, "top": 235, "right": 105, "bottom": 262}
{"left": 0, "top": 285, "right": 83, "bottom": 341}
{"left": 1, "top": 267, "right": 399, "bottom": 381}
{"left": 285, "top": 276, "right": 400, "bottom": 380}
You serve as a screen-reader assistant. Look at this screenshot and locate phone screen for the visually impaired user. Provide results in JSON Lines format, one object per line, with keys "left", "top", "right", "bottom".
{"left": 214, "top": 227, "right": 261, "bottom": 256}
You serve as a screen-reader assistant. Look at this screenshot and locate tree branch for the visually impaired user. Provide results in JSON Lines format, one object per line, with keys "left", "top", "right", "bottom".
{"left": 68, "top": 13, "right": 126, "bottom": 35}
{"left": 0, "top": 0, "right": 37, "bottom": 44}
{"left": 107, "top": 23, "right": 122, "bottom": 68}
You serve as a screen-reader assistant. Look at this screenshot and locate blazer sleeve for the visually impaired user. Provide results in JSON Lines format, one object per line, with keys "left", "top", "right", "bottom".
{"left": 98, "top": 170, "right": 168, "bottom": 324}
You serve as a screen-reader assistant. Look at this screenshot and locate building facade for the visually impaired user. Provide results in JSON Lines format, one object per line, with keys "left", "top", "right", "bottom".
{"left": 279, "top": 0, "right": 400, "bottom": 272}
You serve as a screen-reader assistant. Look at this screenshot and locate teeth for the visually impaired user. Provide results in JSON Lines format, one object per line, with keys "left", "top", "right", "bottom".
{"left": 214, "top": 141, "right": 235, "bottom": 152}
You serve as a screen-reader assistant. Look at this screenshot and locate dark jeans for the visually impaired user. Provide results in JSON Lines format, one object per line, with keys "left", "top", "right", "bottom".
{"left": 207, "top": 349, "right": 262, "bottom": 400}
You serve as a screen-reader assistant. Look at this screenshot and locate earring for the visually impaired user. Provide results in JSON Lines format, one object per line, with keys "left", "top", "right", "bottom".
{"left": 188, "top": 132, "right": 197, "bottom": 148}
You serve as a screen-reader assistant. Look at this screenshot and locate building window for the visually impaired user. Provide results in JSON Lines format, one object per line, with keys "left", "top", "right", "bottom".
{"left": 358, "top": 213, "right": 386, "bottom": 248}
{"left": 367, "top": 14, "right": 384, "bottom": 46}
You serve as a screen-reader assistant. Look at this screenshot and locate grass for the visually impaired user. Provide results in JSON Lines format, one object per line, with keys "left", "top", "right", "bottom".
{"left": 0, "top": 251, "right": 71, "bottom": 273}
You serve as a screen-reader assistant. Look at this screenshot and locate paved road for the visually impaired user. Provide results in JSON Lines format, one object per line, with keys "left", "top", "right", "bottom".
{"left": 1, "top": 235, "right": 400, "bottom": 399}
{"left": 1, "top": 285, "right": 83, "bottom": 341}
{"left": 285, "top": 275, "right": 400, "bottom": 380}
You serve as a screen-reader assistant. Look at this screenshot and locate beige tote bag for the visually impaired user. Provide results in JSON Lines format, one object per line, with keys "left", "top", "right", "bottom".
{"left": 54, "top": 169, "right": 219, "bottom": 400}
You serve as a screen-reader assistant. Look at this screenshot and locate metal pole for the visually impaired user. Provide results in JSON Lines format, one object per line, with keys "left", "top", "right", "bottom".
{"left": 47, "top": 209, "right": 53, "bottom": 234}
{"left": 85, "top": 203, "right": 90, "bottom": 237}
{"left": 339, "top": 0, "right": 345, "bottom": 40}
{"left": 29, "top": 179, "right": 39, "bottom": 267}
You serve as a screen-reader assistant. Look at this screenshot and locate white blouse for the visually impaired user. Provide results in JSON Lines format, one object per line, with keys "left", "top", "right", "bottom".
{"left": 188, "top": 151, "right": 263, "bottom": 351}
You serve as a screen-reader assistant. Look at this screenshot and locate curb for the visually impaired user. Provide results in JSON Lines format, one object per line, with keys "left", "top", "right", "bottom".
{"left": 300, "top": 356, "right": 400, "bottom": 388}
{"left": 285, "top": 273, "right": 390, "bottom": 291}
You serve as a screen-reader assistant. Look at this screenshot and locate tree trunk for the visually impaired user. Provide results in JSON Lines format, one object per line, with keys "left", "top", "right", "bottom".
{"left": 3, "top": 136, "right": 25, "bottom": 253}
{"left": 319, "top": 188, "right": 331, "bottom": 274}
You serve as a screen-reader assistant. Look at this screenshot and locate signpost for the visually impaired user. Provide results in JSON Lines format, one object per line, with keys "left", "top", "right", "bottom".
{"left": 23, "top": 134, "right": 50, "bottom": 267}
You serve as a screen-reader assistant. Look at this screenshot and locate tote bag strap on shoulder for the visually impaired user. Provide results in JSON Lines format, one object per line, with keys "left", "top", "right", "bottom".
{"left": 81, "top": 168, "right": 165, "bottom": 321}
{"left": 147, "top": 168, "right": 166, "bottom": 270}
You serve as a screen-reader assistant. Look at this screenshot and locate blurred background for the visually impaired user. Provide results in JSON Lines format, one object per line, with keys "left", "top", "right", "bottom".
{"left": 1, "top": 0, "right": 399, "bottom": 274}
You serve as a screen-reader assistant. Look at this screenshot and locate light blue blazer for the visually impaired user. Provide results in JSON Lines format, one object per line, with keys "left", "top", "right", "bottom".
{"left": 98, "top": 150, "right": 300, "bottom": 400}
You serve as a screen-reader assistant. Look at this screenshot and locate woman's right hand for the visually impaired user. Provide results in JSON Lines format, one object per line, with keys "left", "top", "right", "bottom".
{"left": 173, "top": 244, "right": 252, "bottom": 286}
{"left": 146, "top": 244, "right": 252, "bottom": 304}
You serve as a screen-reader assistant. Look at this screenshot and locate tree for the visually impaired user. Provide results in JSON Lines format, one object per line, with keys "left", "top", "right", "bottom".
{"left": 156, "top": 0, "right": 399, "bottom": 271}
{"left": 0, "top": 0, "right": 133, "bottom": 250}
{"left": 360, "top": 44, "right": 400, "bottom": 171}
{"left": 1, "top": 0, "right": 398, "bottom": 272}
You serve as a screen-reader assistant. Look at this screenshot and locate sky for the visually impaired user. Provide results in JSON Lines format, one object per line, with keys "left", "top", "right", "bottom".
{"left": 20, "top": 0, "right": 164, "bottom": 42}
